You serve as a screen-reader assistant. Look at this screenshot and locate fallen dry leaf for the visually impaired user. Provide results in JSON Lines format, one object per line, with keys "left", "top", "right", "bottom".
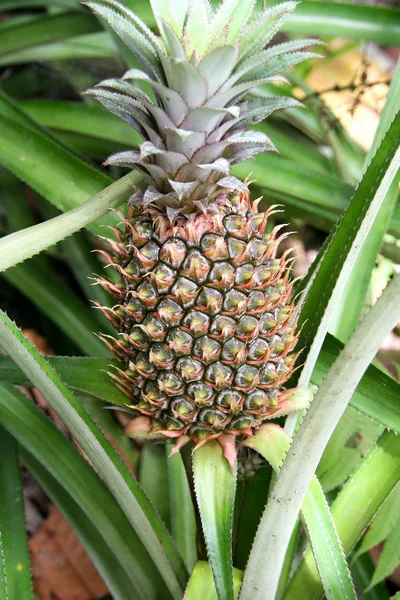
{"left": 29, "top": 506, "right": 108, "bottom": 600}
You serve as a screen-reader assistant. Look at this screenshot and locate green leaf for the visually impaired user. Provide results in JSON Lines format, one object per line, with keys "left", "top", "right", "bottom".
{"left": 0, "top": 113, "right": 112, "bottom": 214}
{"left": 294, "top": 111, "right": 400, "bottom": 395}
{"left": 240, "top": 272, "right": 400, "bottom": 600}
{"left": 18, "top": 100, "right": 141, "bottom": 147}
{"left": 193, "top": 441, "right": 237, "bottom": 600}
{"left": 244, "top": 426, "right": 356, "bottom": 600}
{"left": 285, "top": 431, "right": 400, "bottom": 599}
{"left": 367, "top": 515, "right": 400, "bottom": 590}
{"left": 0, "top": 356, "right": 127, "bottom": 403}
{"left": 233, "top": 149, "right": 352, "bottom": 213}
{"left": 20, "top": 448, "right": 136, "bottom": 600}
{"left": 0, "top": 170, "right": 143, "bottom": 271}
{"left": 2, "top": 262, "right": 109, "bottom": 357}
{"left": 233, "top": 469, "right": 271, "bottom": 571}
{"left": 184, "top": 561, "right": 243, "bottom": 600}
{"left": 0, "top": 382, "right": 162, "bottom": 599}
{"left": 301, "top": 477, "right": 356, "bottom": 600}
{"left": 279, "top": 0, "right": 400, "bottom": 45}
{"left": 0, "top": 32, "right": 118, "bottom": 65}
{"left": 0, "top": 313, "right": 187, "bottom": 599}
{"left": 355, "top": 486, "right": 400, "bottom": 560}
{"left": 0, "top": 426, "right": 32, "bottom": 600}
{"left": 0, "top": 0, "right": 83, "bottom": 8}
{"left": 139, "top": 443, "right": 171, "bottom": 529}
{"left": 0, "top": 11, "right": 100, "bottom": 58}
{"left": 79, "top": 394, "right": 140, "bottom": 473}
{"left": 167, "top": 445, "right": 197, "bottom": 572}
{"left": 243, "top": 424, "right": 290, "bottom": 473}
{"left": 0, "top": 534, "right": 6, "bottom": 600}
{"left": 352, "top": 553, "right": 390, "bottom": 600}
{"left": 329, "top": 59, "right": 400, "bottom": 342}
{"left": 60, "top": 231, "right": 116, "bottom": 335}
{"left": 317, "top": 407, "right": 382, "bottom": 492}
{"left": 315, "top": 334, "right": 400, "bottom": 434}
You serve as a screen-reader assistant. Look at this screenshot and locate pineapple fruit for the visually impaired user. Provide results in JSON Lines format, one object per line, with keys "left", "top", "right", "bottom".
{"left": 87, "top": 0, "right": 317, "bottom": 460}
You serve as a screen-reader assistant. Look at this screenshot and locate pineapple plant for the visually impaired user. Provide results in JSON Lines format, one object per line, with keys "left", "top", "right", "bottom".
{"left": 86, "top": 0, "right": 318, "bottom": 460}
{"left": 1, "top": 0, "right": 400, "bottom": 598}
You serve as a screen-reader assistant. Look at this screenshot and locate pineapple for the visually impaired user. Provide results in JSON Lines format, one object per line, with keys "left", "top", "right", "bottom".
{"left": 87, "top": 0, "right": 317, "bottom": 461}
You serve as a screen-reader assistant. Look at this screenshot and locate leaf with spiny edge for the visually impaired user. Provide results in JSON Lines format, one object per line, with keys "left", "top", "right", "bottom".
{"left": 237, "top": 2, "right": 298, "bottom": 62}
{"left": 84, "top": 88, "right": 152, "bottom": 138}
{"left": 209, "top": 0, "right": 254, "bottom": 46}
{"left": 354, "top": 485, "right": 400, "bottom": 561}
{"left": 122, "top": 68, "right": 189, "bottom": 125}
{"left": 85, "top": 2, "right": 163, "bottom": 82}
{"left": 243, "top": 425, "right": 357, "bottom": 600}
{"left": 184, "top": 0, "right": 210, "bottom": 58}
{"left": 94, "top": 78, "right": 154, "bottom": 108}
{"left": 199, "top": 46, "right": 239, "bottom": 96}
{"left": 93, "top": 0, "right": 163, "bottom": 54}
{"left": 169, "top": 59, "right": 208, "bottom": 108}
{"left": 207, "top": 75, "right": 288, "bottom": 109}
{"left": 159, "top": 20, "right": 187, "bottom": 60}
{"left": 232, "top": 50, "right": 321, "bottom": 86}
{"left": 193, "top": 440, "right": 237, "bottom": 600}
{"left": 367, "top": 515, "right": 400, "bottom": 591}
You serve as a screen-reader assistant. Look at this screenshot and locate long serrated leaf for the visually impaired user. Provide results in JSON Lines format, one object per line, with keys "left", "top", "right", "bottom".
{"left": 238, "top": 2, "right": 296, "bottom": 61}
{"left": 0, "top": 382, "right": 161, "bottom": 600}
{"left": 20, "top": 448, "right": 135, "bottom": 600}
{"left": 209, "top": 0, "right": 254, "bottom": 44}
{"left": 329, "top": 59, "right": 400, "bottom": 342}
{"left": 139, "top": 443, "right": 171, "bottom": 529}
{"left": 245, "top": 427, "right": 356, "bottom": 600}
{"left": 280, "top": 0, "right": 400, "bottom": 45}
{"left": 18, "top": 100, "right": 141, "bottom": 147}
{"left": 0, "top": 314, "right": 187, "bottom": 598}
{"left": 0, "top": 32, "right": 118, "bottom": 65}
{"left": 301, "top": 477, "right": 357, "bottom": 600}
{"left": 0, "top": 111, "right": 113, "bottom": 215}
{"left": 293, "top": 112, "right": 400, "bottom": 402}
{"left": 167, "top": 445, "right": 197, "bottom": 572}
{"left": 352, "top": 553, "right": 390, "bottom": 600}
{"left": 355, "top": 486, "right": 400, "bottom": 560}
{"left": 0, "top": 11, "right": 99, "bottom": 57}
{"left": 0, "top": 426, "right": 32, "bottom": 600}
{"left": 193, "top": 441, "right": 237, "bottom": 600}
{"left": 285, "top": 431, "right": 400, "bottom": 599}
{"left": 86, "top": 2, "right": 162, "bottom": 81}
{"left": 240, "top": 272, "right": 400, "bottom": 600}
{"left": 2, "top": 262, "right": 108, "bottom": 357}
{"left": 0, "top": 534, "right": 6, "bottom": 600}
{"left": 184, "top": 561, "right": 243, "bottom": 600}
{"left": 369, "top": 519, "right": 400, "bottom": 590}
{"left": 0, "top": 170, "right": 144, "bottom": 271}
{"left": 199, "top": 46, "right": 239, "bottom": 95}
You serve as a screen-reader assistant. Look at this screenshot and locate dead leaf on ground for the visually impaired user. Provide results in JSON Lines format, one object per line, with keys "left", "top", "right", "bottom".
{"left": 29, "top": 506, "right": 108, "bottom": 600}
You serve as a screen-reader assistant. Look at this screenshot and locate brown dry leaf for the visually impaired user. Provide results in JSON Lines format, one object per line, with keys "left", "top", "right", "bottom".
{"left": 29, "top": 506, "right": 108, "bottom": 600}
{"left": 23, "top": 329, "right": 53, "bottom": 355}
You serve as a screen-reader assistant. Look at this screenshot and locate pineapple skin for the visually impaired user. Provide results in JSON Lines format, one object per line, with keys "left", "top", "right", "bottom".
{"left": 98, "top": 190, "right": 299, "bottom": 444}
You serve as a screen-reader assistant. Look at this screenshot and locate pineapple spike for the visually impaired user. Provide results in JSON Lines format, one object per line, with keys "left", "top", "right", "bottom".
{"left": 86, "top": 0, "right": 316, "bottom": 457}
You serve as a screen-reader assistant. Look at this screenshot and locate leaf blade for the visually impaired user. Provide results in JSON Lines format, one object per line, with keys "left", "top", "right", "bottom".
{"left": 0, "top": 426, "right": 32, "bottom": 600}
{"left": 193, "top": 441, "right": 237, "bottom": 600}
{"left": 0, "top": 314, "right": 187, "bottom": 598}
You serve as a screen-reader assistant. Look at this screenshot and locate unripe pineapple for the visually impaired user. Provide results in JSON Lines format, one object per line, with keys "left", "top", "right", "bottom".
{"left": 87, "top": 0, "right": 317, "bottom": 459}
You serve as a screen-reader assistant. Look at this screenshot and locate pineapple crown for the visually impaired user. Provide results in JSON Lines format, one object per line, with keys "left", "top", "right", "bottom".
{"left": 85, "top": 0, "right": 319, "bottom": 217}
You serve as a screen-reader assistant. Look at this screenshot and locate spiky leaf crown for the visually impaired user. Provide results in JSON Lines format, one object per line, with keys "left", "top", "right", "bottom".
{"left": 86, "top": 0, "right": 318, "bottom": 216}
